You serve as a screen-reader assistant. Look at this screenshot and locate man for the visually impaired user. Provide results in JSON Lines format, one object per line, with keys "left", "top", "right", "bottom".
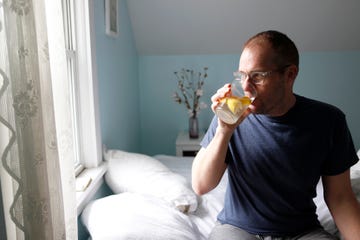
{"left": 192, "top": 30, "right": 360, "bottom": 239}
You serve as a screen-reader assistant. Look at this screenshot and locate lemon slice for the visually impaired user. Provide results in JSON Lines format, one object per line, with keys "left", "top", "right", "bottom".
{"left": 226, "top": 97, "right": 243, "bottom": 114}
{"left": 240, "top": 97, "right": 252, "bottom": 106}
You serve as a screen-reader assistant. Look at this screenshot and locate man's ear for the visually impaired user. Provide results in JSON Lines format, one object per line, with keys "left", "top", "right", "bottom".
{"left": 286, "top": 64, "right": 298, "bottom": 84}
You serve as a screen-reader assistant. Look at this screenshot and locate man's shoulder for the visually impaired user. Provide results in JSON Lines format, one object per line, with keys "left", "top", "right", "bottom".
{"left": 295, "top": 94, "right": 344, "bottom": 117}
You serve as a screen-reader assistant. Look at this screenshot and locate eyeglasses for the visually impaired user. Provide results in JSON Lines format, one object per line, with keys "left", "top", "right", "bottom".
{"left": 234, "top": 65, "right": 291, "bottom": 85}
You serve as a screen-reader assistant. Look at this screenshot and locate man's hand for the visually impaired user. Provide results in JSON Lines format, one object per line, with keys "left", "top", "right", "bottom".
{"left": 211, "top": 84, "right": 252, "bottom": 131}
{"left": 211, "top": 83, "right": 232, "bottom": 112}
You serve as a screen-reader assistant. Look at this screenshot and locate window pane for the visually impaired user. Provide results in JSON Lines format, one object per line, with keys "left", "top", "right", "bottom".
{"left": 62, "top": 0, "right": 82, "bottom": 170}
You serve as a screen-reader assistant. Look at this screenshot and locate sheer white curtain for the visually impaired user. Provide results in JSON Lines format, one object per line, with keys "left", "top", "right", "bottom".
{"left": 0, "top": 0, "right": 77, "bottom": 239}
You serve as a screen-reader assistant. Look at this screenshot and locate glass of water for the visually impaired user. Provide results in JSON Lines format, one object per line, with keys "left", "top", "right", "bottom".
{"left": 214, "top": 73, "right": 256, "bottom": 124}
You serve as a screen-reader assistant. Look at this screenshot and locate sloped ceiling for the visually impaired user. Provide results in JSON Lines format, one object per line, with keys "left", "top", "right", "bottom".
{"left": 126, "top": 0, "right": 360, "bottom": 55}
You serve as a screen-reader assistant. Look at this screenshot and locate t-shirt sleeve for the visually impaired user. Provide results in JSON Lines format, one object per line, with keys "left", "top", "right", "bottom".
{"left": 322, "top": 113, "right": 358, "bottom": 175}
{"left": 200, "top": 116, "right": 218, "bottom": 148}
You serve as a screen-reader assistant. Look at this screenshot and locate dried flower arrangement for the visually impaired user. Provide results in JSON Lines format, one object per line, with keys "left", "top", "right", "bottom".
{"left": 172, "top": 67, "right": 208, "bottom": 118}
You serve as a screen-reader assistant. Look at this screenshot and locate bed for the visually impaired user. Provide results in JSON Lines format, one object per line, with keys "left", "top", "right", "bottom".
{"left": 81, "top": 149, "right": 360, "bottom": 240}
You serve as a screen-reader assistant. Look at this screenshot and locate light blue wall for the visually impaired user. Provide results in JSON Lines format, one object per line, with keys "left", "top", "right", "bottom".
{"left": 93, "top": 1, "right": 360, "bottom": 156}
{"left": 95, "top": 0, "right": 140, "bottom": 152}
{"left": 138, "top": 52, "right": 360, "bottom": 155}
{"left": 138, "top": 55, "right": 239, "bottom": 155}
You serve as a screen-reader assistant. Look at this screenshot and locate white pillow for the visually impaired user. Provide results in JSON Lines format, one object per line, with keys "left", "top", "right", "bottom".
{"left": 351, "top": 177, "right": 360, "bottom": 196}
{"left": 350, "top": 149, "right": 360, "bottom": 178}
{"left": 81, "top": 193, "right": 203, "bottom": 240}
{"left": 352, "top": 170, "right": 360, "bottom": 179}
{"left": 314, "top": 181, "right": 339, "bottom": 235}
{"left": 104, "top": 149, "right": 198, "bottom": 213}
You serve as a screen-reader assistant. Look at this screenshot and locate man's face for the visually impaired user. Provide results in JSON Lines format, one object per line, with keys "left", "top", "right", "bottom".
{"left": 238, "top": 43, "right": 293, "bottom": 116}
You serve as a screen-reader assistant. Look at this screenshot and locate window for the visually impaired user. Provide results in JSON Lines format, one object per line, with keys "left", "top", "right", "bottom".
{"left": 62, "top": 0, "right": 102, "bottom": 175}
{"left": 62, "top": 0, "right": 81, "bottom": 173}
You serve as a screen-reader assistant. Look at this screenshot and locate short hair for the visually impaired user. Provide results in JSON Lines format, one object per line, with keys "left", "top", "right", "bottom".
{"left": 244, "top": 30, "right": 299, "bottom": 68}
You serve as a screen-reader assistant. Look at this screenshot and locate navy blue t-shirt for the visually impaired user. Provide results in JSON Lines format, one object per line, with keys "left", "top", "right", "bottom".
{"left": 201, "top": 95, "right": 358, "bottom": 236}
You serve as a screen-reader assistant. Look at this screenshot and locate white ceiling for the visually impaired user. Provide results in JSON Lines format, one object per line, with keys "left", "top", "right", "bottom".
{"left": 126, "top": 0, "right": 360, "bottom": 55}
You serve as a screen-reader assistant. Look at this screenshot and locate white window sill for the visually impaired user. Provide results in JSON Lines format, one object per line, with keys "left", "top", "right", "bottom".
{"left": 76, "top": 162, "right": 108, "bottom": 216}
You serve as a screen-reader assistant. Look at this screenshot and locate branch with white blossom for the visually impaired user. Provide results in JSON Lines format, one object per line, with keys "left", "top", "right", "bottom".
{"left": 172, "top": 67, "right": 208, "bottom": 117}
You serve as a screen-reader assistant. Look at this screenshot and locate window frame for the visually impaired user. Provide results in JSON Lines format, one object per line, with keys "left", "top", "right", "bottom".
{"left": 63, "top": 0, "right": 102, "bottom": 175}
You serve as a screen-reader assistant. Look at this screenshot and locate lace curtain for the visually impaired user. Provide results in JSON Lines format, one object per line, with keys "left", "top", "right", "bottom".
{"left": 0, "top": 0, "right": 77, "bottom": 239}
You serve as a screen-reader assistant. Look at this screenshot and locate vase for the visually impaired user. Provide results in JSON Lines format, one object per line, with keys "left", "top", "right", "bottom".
{"left": 189, "top": 116, "right": 199, "bottom": 139}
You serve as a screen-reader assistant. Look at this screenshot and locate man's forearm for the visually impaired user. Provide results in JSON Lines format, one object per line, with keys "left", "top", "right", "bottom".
{"left": 191, "top": 128, "right": 232, "bottom": 195}
{"left": 333, "top": 197, "right": 360, "bottom": 239}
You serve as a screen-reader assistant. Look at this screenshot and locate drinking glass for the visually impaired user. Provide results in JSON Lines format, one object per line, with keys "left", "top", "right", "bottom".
{"left": 214, "top": 73, "right": 256, "bottom": 124}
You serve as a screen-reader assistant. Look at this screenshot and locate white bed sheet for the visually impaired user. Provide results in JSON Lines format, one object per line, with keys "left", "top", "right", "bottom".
{"left": 154, "top": 155, "right": 228, "bottom": 239}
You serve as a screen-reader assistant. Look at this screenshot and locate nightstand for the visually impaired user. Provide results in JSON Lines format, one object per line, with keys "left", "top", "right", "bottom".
{"left": 176, "top": 131, "right": 205, "bottom": 156}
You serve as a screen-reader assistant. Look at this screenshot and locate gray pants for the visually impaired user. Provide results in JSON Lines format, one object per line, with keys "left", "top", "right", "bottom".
{"left": 208, "top": 223, "right": 339, "bottom": 240}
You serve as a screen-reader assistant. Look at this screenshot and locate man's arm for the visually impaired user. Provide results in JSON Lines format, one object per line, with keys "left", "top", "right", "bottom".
{"left": 192, "top": 83, "right": 251, "bottom": 195}
{"left": 191, "top": 130, "right": 230, "bottom": 195}
{"left": 322, "top": 170, "right": 360, "bottom": 239}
